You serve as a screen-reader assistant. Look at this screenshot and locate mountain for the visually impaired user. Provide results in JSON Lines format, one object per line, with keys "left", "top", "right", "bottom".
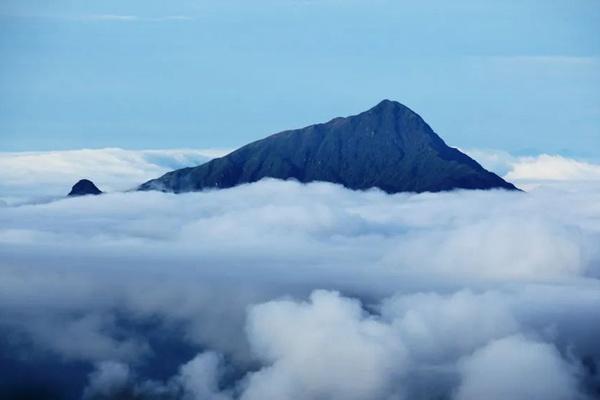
{"left": 68, "top": 179, "right": 103, "bottom": 196}
{"left": 139, "top": 100, "right": 518, "bottom": 193}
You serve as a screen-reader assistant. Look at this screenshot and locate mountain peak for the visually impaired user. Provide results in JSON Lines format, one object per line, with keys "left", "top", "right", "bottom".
{"left": 372, "top": 98, "right": 401, "bottom": 109}
{"left": 68, "top": 179, "right": 103, "bottom": 197}
{"left": 369, "top": 99, "right": 413, "bottom": 114}
{"left": 139, "top": 101, "right": 518, "bottom": 194}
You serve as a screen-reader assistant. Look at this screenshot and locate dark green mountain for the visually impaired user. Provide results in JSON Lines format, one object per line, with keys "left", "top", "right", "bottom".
{"left": 139, "top": 100, "right": 518, "bottom": 193}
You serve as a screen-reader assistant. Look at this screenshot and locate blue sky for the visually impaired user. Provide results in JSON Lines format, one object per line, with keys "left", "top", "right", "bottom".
{"left": 0, "top": 0, "right": 599, "bottom": 156}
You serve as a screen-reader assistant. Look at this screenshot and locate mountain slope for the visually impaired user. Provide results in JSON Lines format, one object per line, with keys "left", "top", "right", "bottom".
{"left": 139, "top": 100, "right": 518, "bottom": 193}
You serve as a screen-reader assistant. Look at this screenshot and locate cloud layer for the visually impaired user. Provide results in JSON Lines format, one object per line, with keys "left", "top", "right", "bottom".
{"left": 466, "top": 149, "right": 600, "bottom": 187}
{"left": 1, "top": 150, "right": 600, "bottom": 399}
{"left": 2, "top": 148, "right": 600, "bottom": 205}
{"left": 0, "top": 148, "right": 227, "bottom": 205}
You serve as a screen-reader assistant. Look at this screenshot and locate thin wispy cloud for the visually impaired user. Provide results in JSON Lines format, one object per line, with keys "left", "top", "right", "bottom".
{"left": 468, "top": 55, "right": 600, "bottom": 66}
{"left": 78, "top": 14, "right": 195, "bottom": 22}
{"left": 0, "top": 11, "right": 195, "bottom": 22}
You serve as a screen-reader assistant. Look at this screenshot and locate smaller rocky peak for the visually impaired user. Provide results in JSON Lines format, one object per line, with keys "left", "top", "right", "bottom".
{"left": 68, "top": 179, "right": 103, "bottom": 197}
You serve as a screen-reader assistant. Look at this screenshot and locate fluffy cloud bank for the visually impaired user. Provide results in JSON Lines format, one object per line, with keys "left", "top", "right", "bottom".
{"left": 0, "top": 148, "right": 227, "bottom": 205}
{"left": 466, "top": 149, "right": 600, "bottom": 188}
{"left": 456, "top": 335, "right": 584, "bottom": 400}
{"left": 1, "top": 176, "right": 600, "bottom": 399}
{"left": 1, "top": 149, "right": 600, "bottom": 399}
{"left": 78, "top": 289, "right": 593, "bottom": 400}
{"left": 506, "top": 154, "right": 600, "bottom": 181}
{"left": 75, "top": 287, "right": 596, "bottom": 400}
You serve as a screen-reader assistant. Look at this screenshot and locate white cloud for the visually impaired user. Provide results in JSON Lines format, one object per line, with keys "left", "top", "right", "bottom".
{"left": 463, "top": 148, "right": 517, "bottom": 176}
{"left": 472, "top": 149, "right": 600, "bottom": 182}
{"left": 473, "top": 56, "right": 600, "bottom": 68}
{"left": 456, "top": 335, "right": 585, "bottom": 400}
{"left": 380, "top": 291, "right": 518, "bottom": 362}
{"left": 83, "top": 361, "right": 132, "bottom": 399}
{"left": 242, "top": 290, "right": 407, "bottom": 400}
{"left": 76, "top": 287, "right": 599, "bottom": 400}
{"left": 82, "top": 352, "right": 234, "bottom": 400}
{"left": 505, "top": 154, "right": 600, "bottom": 182}
{"left": 465, "top": 149, "right": 600, "bottom": 190}
{"left": 79, "top": 14, "right": 195, "bottom": 22}
{"left": 0, "top": 148, "right": 228, "bottom": 204}
{"left": 1, "top": 150, "right": 600, "bottom": 399}
{"left": 26, "top": 313, "right": 149, "bottom": 362}
{"left": 175, "top": 352, "right": 232, "bottom": 400}
{"left": 83, "top": 14, "right": 139, "bottom": 21}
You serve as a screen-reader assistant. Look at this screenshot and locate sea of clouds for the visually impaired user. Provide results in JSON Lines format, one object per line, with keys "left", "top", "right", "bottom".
{"left": 1, "top": 148, "right": 600, "bottom": 399}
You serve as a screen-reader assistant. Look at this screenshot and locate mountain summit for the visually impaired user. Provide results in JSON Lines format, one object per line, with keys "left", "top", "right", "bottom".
{"left": 68, "top": 179, "right": 103, "bottom": 196}
{"left": 139, "top": 100, "right": 518, "bottom": 193}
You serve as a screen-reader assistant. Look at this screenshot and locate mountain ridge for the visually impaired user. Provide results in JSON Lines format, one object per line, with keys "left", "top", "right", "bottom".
{"left": 139, "top": 100, "right": 518, "bottom": 193}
